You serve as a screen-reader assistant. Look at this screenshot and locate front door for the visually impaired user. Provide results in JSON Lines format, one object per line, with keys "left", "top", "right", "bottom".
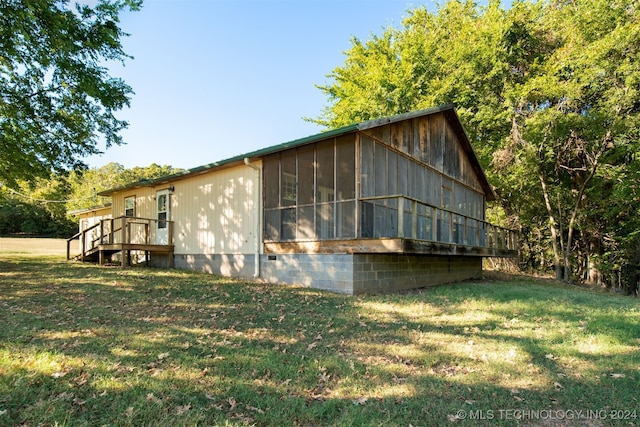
{"left": 156, "top": 189, "right": 170, "bottom": 244}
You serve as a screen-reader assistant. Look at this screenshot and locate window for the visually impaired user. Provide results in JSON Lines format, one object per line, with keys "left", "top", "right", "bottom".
{"left": 124, "top": 196, "right": 135, "bottom": 217}
{"left": 282, "top": 172, "right": 297, "bottom": 205}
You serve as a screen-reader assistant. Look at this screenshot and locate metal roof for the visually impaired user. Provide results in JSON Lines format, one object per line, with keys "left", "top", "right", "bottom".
{"left": 99, "top": 103, "right": 495, "bottom": 199}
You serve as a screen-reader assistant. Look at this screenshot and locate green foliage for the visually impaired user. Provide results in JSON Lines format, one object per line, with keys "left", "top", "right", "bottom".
{"left": 0, "top": 0, "right": 142, "bottom": 187}
{"left": 65, "top": 162, "right": 183, "bottom": 212}
{"left": 315, "top": 0, "right": 640, "bottom": 291}
{"left": 0, "top": 178, "right": 77, "bottom": 236}
{"left": 0, "top": 163, "right": 182, "bottom": 236}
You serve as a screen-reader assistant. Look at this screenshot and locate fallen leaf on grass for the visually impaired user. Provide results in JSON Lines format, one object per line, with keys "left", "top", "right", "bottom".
{"left": 245, "top": 404, "right": 265, "bottom": 414}
{"left": 554, "top": 382, "right": 563, "bottom": 390}
{"left": 228, "top": 397, "right": 237, "bottom": 410}
{"left": 448, "top": 413, "right": 462, "bottom": 422}
{"left": 146, "top": 393, "right": 162, "bottom": 404}
{"left": 176, "top": 404, "right": 191, "bottom": 415}
{"left": 352, "top": 397, "right": 368, "bottom": 405}
{"left": 52, "top": 370, "right": 71, "bottom": 379}
{"left": 72, "top": 371, "right": 90, "bottom": 386}
{"left": 610, "top": 373, "right": 626, "bottom": 379}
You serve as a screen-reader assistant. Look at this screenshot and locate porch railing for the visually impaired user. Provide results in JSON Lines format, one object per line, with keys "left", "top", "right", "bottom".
{"left": 359, "top": 195, "right": 518, "bottom": 253}
{"left": 67, "top": 216, "right": 174, "bottom": 260}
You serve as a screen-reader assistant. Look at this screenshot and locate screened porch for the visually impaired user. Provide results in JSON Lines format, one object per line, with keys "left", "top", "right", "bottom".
{"left": 262, "top": 129, "right": 517, "bottom": 257}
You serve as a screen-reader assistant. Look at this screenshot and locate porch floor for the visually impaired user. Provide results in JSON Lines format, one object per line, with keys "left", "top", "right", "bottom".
{"left": 77, "top": 243, "right": 174, "bottom": 267}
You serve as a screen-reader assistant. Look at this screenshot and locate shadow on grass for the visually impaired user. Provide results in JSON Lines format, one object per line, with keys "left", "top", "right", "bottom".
{"left": 0, "top": 257, "right": 638, "bottom": 426}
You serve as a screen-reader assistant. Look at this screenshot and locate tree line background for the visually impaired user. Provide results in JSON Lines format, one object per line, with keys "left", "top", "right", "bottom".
{"left": 0, "top": 163, "right": 181, "bottom": 237}
{"left": 1, "top": 0, "right": 638, "bottom": 295}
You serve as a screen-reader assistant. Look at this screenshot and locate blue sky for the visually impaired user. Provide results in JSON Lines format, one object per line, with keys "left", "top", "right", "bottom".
{"left": 85, "top": 0, "right": 432, "bottom": 169}
{"left": 89, "top": 0, "right": 512, "bottom": 170}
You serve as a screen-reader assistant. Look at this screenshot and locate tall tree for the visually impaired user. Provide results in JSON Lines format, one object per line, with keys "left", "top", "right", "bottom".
{"left": 0, "top": 0, "right": 141, "bottom": 187}
{"left": 315, "top": 0, "right": 640, "bottom": 289}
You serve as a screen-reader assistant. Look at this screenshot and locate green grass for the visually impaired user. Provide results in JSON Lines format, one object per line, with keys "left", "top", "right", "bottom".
{"left": 0, "top": 246, "right": 638, "bottom": 426}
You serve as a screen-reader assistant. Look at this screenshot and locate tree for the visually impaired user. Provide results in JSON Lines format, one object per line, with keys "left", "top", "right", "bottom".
{"left": 315, "top": 0, "right": 640, "bottom": 290}
{"left": 0, "top": 177, "right": 77, "bottom": 236}
{"left": 0, "top": 0, "right": 142, "bottom": 187}
{"left": 65, "top": 162, "right": 184, "bottom": 212}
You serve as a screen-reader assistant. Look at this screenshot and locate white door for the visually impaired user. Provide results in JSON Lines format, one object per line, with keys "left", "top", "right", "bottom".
{"left": 156, "top": 189, "right": 170, "bottom": 244}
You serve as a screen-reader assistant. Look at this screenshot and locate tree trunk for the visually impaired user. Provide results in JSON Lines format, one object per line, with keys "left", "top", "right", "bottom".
{"left": 586, "top": 236, "right": 602, "bottom": 286}
{"left": 539, "top": 173, "right": 563, "bottom": 280}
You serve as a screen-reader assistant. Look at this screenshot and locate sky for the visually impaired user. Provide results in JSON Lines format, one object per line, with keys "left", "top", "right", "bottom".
{"left": 85, "top": 0, "right": 434, "bottom": 169}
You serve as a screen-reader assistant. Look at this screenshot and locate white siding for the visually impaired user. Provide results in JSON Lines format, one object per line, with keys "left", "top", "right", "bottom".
{"left": 112, "top": 188, "right": 156, "bottom": 219}
{"left": 171, "top": 162, "right": 261, "bottom": 256}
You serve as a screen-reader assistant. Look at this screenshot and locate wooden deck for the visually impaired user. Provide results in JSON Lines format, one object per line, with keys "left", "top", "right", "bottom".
{"left": 67, "top": 216, "right": 174, "bottom": 267}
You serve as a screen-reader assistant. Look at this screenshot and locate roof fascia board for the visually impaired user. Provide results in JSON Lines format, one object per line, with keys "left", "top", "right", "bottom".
{"left": 357, "top": 104, "right": 455, "bottom": 131}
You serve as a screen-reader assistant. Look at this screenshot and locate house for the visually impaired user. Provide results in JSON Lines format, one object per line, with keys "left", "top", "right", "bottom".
{"left": 67, "top": 204, "right": 112, "bottom": 261}
{"left": 68, "top": 104, "right": 517, "bottom": 294}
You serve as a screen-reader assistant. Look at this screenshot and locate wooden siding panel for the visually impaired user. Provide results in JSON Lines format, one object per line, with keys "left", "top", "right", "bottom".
{"left": 363, "top": 123, "right": 390, "bottom": 145}
{"left": 429, "top": 113, "right": 445, "bottom": 173}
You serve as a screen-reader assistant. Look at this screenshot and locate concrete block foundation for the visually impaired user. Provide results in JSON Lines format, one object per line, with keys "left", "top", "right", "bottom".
{"left": 172, "top": 252, "right": 481, "bottom": 295}
{"left": 260, "top": 253, "right": 482, "bottom": 294}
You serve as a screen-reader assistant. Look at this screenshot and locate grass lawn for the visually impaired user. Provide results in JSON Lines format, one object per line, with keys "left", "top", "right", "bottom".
{"left": 0, "top": 239, "right": 638, "bottom": 426}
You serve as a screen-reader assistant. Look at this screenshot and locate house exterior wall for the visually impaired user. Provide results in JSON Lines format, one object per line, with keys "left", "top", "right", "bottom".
{"left": 106, "top": 162, "right": 261, "bottom": 278}
{"left": 171, "top": 162, "right": 260, "bottom": 256}
{"left": 112, "top": 187, "right": 156, "bottom": 219}
{"left": 77, "top": 206, "right": 112, "bottom": 253}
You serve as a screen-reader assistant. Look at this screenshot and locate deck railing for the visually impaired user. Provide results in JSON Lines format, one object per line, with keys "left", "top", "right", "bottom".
{"left": 67, "top": 216, "right": 174, "bottom": 260}
{"left": 359, "top": 195, "right": 518, "bottom": 253}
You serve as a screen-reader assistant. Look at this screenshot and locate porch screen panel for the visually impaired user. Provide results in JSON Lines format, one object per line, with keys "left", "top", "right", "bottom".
{"left": 316, "top": 140, "right": 334, "bottom": 203}
{"left": 263, "top": 155, "right": 280, "bottom": 241}
{"left": 316, "top": 139, "right": 336, "bottom": 236}
{"left": 281, "top": 151, "right": 297, "bottom": 207}
{"left": 336, "top": 135, "right": 355, "bottom": 201}
{"left": 374, "top": 141, "right": 387, "bottom": 196}
{"left": 316, "top": 203, "right": 334, "bottom": 239}
{"left": 387, "top": 150, "right": 398, "bottom": 195}
{"left": 397, "top": 155, "right": 408, "bottom": 196}
{"left": 281, "top": 208, "right": 296, "bottom": 240}
{"left": 298, "top": 146, "right": 314, "bottom": 205}
{"left": 416, "top": 204, "right": 432, "bottom": 240}
{"left": 408, "top": 161, "right": 419, "bottom": 199}
{"left": 264, "top": 209, "right": 280, "bottom": 241}
{"left": 264, "top": 155, "right": 280, "bottom": 209}
{"left": 336, "top": 201, "right": 355, "bottom": 238}
{"left": 403, "top": 198, "right": 413, "bottom": 238}
{"left": 297, "top": 205, "right": 315, "bottom": 239}
{"left": 361, "top": 137, "right": 374, "bottom": 197}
